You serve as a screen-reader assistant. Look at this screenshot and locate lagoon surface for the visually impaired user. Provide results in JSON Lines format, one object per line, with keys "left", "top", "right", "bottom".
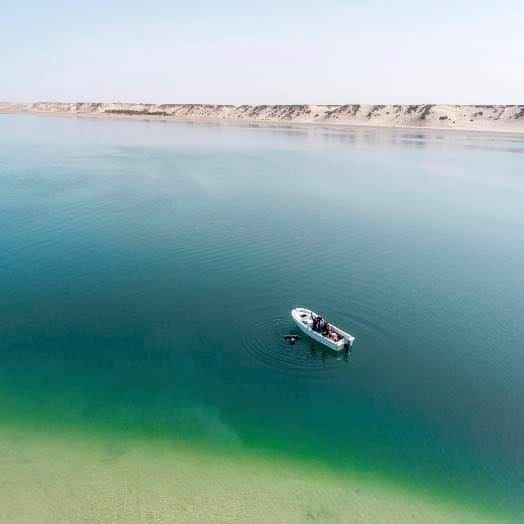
{"left": 1, "top": 115, "right": 524, "bottom": 522}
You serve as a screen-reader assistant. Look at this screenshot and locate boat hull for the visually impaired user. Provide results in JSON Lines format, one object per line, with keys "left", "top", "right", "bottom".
{"left": 291, "top": 307, "right": 355, "bottom": 352}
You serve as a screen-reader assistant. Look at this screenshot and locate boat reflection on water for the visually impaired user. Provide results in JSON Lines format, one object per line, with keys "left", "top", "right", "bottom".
{"left": 284, "top": 333, "right": 351, "bottom": 365}
{"left": 306, "top": 339, "right": 351, "bottom": 365}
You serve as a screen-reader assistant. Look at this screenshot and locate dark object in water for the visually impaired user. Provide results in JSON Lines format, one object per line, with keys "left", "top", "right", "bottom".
{"left": 284, "top": 335, "right": 301, "bottom": 345}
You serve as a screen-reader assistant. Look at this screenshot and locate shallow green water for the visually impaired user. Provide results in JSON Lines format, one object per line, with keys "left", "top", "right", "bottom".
{"left": 1, "top": 115, "right": 524, "bottom": 520}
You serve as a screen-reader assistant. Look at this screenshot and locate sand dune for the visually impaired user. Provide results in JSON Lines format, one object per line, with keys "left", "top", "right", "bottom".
{"left": 1, "top": 101, "right": 524, "bottom": 133}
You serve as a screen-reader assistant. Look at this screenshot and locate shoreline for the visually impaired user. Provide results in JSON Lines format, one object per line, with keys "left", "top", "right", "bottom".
{"left": 2, "top": 102, "right": 524, "bottom": 136}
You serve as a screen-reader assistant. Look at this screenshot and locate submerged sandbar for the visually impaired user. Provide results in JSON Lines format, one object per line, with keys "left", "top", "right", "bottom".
{"left": 0, "top": 424, "right": 511, "bottom": 523}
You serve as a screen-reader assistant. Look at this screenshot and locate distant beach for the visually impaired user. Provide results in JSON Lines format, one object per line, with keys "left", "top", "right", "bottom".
{"left": 2, "top": 101, "right": 524, "bottom": 134}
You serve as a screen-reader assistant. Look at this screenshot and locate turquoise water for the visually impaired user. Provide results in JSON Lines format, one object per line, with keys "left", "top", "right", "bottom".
{"left": 1, "top": 115, "right": 524, "bottom": 519}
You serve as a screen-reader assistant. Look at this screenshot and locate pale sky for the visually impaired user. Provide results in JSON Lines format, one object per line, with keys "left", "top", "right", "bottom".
{"left": 2, "top": 1, "right": 523, "bottom": 104}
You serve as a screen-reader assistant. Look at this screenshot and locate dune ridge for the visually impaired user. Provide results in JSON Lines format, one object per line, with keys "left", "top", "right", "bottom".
{"left": 1, "top": 101, "right": 524, "bottom": 133}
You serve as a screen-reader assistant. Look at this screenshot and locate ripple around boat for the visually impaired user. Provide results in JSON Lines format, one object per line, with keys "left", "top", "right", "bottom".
{"left": 1, "top": 114, "right": 523, "bottom": 523}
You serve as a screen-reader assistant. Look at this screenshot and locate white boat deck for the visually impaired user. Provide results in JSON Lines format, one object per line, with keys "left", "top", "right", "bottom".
{"left": 291, "top": 307, "right": 355, "bottom": 352}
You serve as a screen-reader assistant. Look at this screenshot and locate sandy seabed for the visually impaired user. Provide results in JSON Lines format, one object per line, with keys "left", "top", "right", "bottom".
{"left": 0, "top": 425, "right": 509, "bottom": 524}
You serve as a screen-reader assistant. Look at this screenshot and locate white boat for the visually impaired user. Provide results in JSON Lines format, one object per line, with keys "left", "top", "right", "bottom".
{"left": 291, "top": 307, "right": 355, "bottom": 352}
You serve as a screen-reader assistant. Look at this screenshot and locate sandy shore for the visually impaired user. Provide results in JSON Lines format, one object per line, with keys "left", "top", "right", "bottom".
{"left": 1, "top": 102, "right": 524, "bottom": 134}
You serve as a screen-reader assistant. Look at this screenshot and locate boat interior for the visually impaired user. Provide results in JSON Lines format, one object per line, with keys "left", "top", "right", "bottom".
{"left": 299, "top": 311, "right": 344, "bottom": 344}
